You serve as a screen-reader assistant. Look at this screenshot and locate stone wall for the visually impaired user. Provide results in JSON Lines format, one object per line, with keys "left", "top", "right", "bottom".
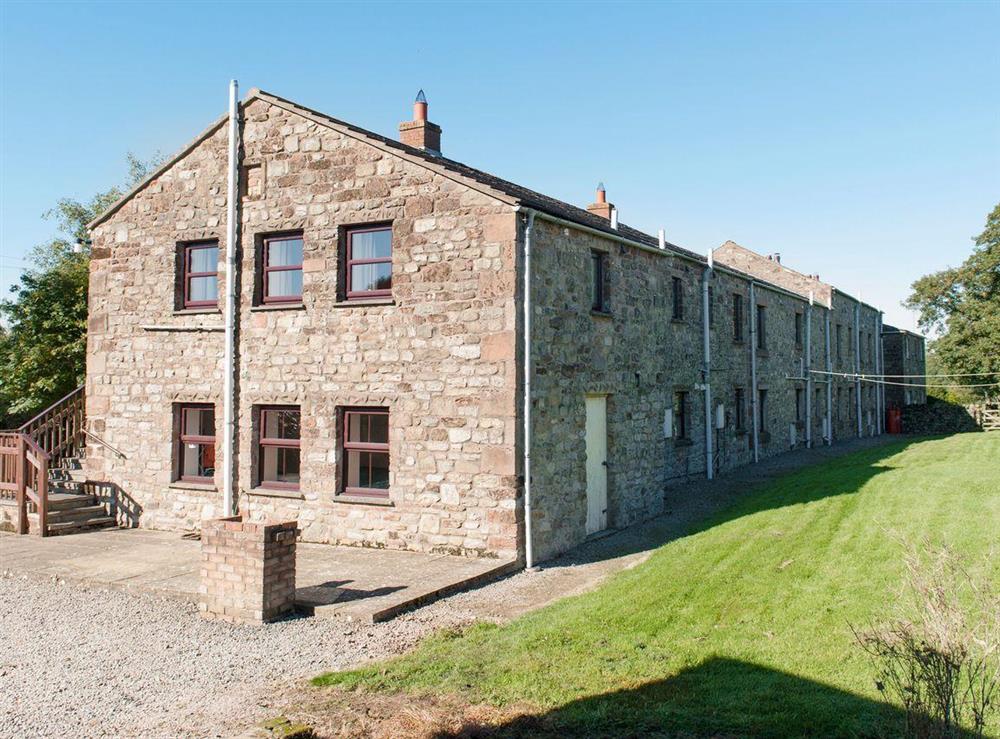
{"left": 882, "top": 329, "right": 927, "bottom": 409}
{"left": 86, "top": 96, "right": 520, "bottom": 560}
{"left": 527, "top": 222, "right": 884, "bottom": 560}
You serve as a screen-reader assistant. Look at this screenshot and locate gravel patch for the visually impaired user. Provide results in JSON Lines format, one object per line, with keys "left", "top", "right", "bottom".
{"left": 0, "top": 573, "right": 463, "bottom": 739}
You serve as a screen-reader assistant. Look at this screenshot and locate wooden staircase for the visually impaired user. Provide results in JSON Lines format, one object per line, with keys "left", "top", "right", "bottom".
{"left": 26, "top": 454, "right": 116, "bottom": 535}
{"left": 1, "top": 386, "right": 117, "bottom": 537}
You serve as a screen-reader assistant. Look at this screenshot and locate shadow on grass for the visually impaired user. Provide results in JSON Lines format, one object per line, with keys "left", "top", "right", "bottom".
{"left": 541, "top": 437, "right": 918, "bottom": 571}
{"left": 436, "top": 656, "right": 972, "bottom": 739}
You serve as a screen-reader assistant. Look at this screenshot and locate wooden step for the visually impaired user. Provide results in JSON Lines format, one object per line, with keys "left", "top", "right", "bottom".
{"left": 46, "top": 492, "right": 99, "bottom": 511}
{"left": 46, "top": 516, "right": 117, "bottom": 535}
{"left": 46, "top": 505, "right": 109, "bottom": 523}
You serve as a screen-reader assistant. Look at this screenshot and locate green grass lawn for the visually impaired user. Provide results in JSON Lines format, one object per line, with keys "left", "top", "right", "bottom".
{"left": 316, "top": 434, "right": 1000, "bottom": 737}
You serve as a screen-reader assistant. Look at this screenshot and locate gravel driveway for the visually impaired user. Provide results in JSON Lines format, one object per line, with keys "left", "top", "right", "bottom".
{"left": 0, "top": 573, "right": 458, "bottom": 739}
{"left": 1, "top": 437, "right": 892, "bottom": 738}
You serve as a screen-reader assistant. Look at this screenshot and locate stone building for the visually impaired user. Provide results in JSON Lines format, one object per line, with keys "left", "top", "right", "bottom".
{"left": 84, "top": 88, "right": 905, "bottom": 565}
{"left": 881, "top": 325, "right": 928, "bottom": 408}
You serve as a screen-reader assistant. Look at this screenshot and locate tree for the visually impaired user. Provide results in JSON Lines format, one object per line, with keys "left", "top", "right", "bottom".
{"left": 905, "top": 203, "right": 1000, "bottom": 400}
{"left": 0, "top": 154, "right": 162, "bottom": 427}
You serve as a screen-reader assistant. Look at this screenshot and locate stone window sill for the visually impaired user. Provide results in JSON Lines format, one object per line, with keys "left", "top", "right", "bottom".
{"left": 332, "top": 493, "right": 394, "bottom": 507}
{"left": 247, "top": 487, "right": 305, "bottom": 500}
{"left": 141, "top": 324, "right": 224, "bottom": 332}
{"left": 674, "top": 438, "right": 694, "bottom": 448}
{"left": 590, "top": 309, "right": 613, "bottom": 319}
{"left": 250, "top": 303, "right": 305, "bottom": 312}
{"left": 733, "top": 338, "right": 746, "bottom": 345}
{"left": 173, "top": 307, "right": 221, "bottom": 316}
{"left": 671, "top": 318, "right": 686, "bottom": 325}
{"left": 734, "top": 429, "right": 748, "bottom": 437}
{"left": 333, "top": 298, "right": 395, "bottom": 309}
{"left": 169, "top": 481, "right": 217, "bottom": 492}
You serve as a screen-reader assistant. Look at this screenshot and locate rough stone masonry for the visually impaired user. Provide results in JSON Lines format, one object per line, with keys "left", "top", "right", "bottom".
{"left": 84, "top": 88, "right": 925, "bottom": 565}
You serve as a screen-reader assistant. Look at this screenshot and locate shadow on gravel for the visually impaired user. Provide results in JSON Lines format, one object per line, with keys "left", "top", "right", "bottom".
{"left": 435, "top": 656, "right": 967, "bottom": 739}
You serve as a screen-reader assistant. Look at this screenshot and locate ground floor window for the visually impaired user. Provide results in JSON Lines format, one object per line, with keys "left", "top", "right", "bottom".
{"left": 795, "top": 388, "right": 804, "bottom": 422}
{"left": 734, "top": 388, "right": 745, "bottom": 431}
{"left": 177, "top": 404, "right": 215, "bottom": 482}
{"left": 758, "top": 389, "right": 767, "bottom": 431}
{"left": 673, "top": 391, "right": 689, "bottom": 441}
{"left": 257, "top": 406, "right": 301, "bottom": 489}
{"left": 341, "top": 407, "right": 390, "bottom": 497}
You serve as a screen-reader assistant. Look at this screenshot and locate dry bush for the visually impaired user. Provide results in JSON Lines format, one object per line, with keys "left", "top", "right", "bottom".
{"left": 852, "top": 539, "right": 1000, "bottom": 738}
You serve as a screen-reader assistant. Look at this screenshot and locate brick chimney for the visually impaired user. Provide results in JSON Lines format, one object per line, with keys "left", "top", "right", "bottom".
{"left": 587, "top": 182, "right": 613, "bottom": 220}
{"left": 399, "top": 90, "right": 442, "bottom": 155}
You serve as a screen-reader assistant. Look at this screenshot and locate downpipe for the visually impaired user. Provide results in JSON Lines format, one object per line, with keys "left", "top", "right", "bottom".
{"left": 222, "top": 80, "right": 240, "bottom": 517}
{"left": 522, "top": 210, "right": 536, "bottom": 570}
{"left": 701, "top": 252, "right": 714, "bottom": 479}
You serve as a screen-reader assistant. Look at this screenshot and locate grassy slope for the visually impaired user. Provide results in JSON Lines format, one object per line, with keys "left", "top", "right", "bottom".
{"left": 317, "top": 435, "right": 1000, "bottom": 737}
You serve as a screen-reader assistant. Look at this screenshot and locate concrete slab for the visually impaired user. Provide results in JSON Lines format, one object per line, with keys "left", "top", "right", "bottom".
{"left": 0, "top": 527, "right": 516, "bottom": 622}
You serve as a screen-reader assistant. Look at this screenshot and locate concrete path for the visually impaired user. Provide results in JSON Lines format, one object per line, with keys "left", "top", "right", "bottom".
{"left": 0, "top": 527, "right": 514, "bottom": 622}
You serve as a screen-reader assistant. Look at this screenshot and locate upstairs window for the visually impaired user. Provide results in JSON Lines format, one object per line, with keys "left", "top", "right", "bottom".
{"left": 182, "top": 241, "right": 219, "bottom": 309}
{"left": 262, "top": 234, "right": 304, "bottom": 303}
{"left": 258, "top": 406, "right": 301, "bottom": 489}
{"left": 591, "top": 250, "right": 608, "bottom": 312}
{"left": 756, "top": 304, "right": 767, "bottom": 350}
{"left": 342, "top": 408, "right": 390, "bottom": 497}
{"left": 836, "top": 324, "right": 843, "bottom": 360}
{"left": 733, "top": 293, "right": 744, "bottom": 341}
{"left": 794, "top": 312, "right": 803, "bottom": 347}
{"left": 672, "top": 277, "right": 684, "bottom": 320}
{"left": 176, "top": 404, "right": 215, "bottom": 483}
{"left": 346, "top": 225, "right": 392, "bottom": 300}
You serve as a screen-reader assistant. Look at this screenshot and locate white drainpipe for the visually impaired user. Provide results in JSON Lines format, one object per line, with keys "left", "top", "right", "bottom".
{"left": 876, "top": 311, "right": 884, "bottom": 434}
{"left": 824, "top": 302, "right": 833, "bottom": 445}
{"left": 805, "top": 292, "right": 813, "bottom": 448}
{"left": 222, "top": 80, "right": 240, "bottom": 517}
{"left": 854, "top": 300, "right": 862, "bottom": 438}
{"left": 522, "top": 210, "right": 536, "bottom": 569}
{"left": 701, "top": 251, "right": 713, "bottom": 479}
{"left": 749, "top": 281, "right": 759, "bottom": 463}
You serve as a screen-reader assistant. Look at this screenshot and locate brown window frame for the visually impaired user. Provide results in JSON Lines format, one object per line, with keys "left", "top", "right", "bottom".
{"left": 591, "top": 250, "right": 608, "bottom": 312}
{"left": 794, "top": 312, "right": 803, "bottom": 348}
{"left": 181, "top": 241, "right": 219, "bottom": 309}
{"left": 674, "top": 391, "right": 689, "bottom": 441}
{"left": 176, "top": 403, "right": 216, "bottom": 484}
{"left": 345, "top": 225, "right": 393, "bottom": 300}
{"left": 262, "top": 234, "right": 304, "bottom": 304}
{"left": 756, "top": 304, "right": 767, "bottom": 350}
{"left": 733, "top": 293, "right": 744, "bottom": 341}
{"left": 340, "top": 407, "right": 390, "bottom": 498}
{"left": 672, "top": 277, "right": 684, "bottom": 321}
{"left": 257, "top": 406, "right": 301, "bottom": 491}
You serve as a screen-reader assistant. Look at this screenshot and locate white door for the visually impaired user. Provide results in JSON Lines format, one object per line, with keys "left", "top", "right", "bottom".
{"left": 585, "top": 395, "right": 608, "bottom": 535}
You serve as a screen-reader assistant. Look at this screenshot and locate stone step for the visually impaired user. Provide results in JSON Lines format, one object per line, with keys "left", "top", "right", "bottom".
{"left": 46, "top": 516, "right": 117, "bottom": 536}
{"left": 49, "top": 469, "right": 86, "bottom": 483}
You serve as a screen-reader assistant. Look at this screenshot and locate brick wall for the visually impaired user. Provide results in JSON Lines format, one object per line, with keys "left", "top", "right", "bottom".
{"left": 199, "top": 516, "right": 297, "bottom": 624}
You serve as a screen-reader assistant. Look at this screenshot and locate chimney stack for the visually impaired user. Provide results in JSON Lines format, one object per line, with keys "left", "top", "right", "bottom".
{"left": 399, "top": 90, "right": 442, "bottom": 155}
{"left": 587, "top": 182, "right": 613, "bottom": 220}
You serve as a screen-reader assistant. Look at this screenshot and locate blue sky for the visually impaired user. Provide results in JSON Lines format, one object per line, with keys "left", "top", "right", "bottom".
{"left": 2, "top": 1, "right": 997, "bottom": 332}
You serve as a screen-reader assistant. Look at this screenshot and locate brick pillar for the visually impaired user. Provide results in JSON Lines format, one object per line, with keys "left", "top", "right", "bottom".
{"left": 199, "top": 516, "right": 298, "bottom": 624}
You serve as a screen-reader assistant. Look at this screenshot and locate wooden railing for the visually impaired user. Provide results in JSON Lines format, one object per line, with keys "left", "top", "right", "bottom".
{"left": 0, "top": 431, "right": 50, "bottom": 535}
{"left": 1, "top": 385, "right": 84, "bottom": 535}
{"left": 18, "top": 386, "right": 85, "bottom": 467}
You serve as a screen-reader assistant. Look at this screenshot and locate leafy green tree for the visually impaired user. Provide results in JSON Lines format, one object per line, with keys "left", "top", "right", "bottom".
{"left": 905, "top": 203, "right": 1000, "bottom": 400}
{"left": 0, "top": 154, "right": 161, "bottom": 427}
